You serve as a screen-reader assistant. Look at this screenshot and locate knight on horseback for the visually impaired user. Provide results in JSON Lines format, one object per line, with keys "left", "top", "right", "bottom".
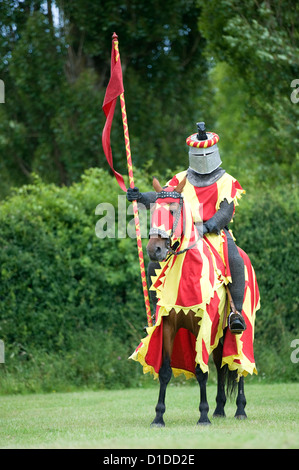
{"left": 127, "top": 122, "right": 246, "bottom": 334}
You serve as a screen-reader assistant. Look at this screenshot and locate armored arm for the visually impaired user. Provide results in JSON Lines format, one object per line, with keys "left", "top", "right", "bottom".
{"left": 204, "top": 199, "right": 234, "bottom": 235}
{"left": 126, "top": 187, "right": 156, "bottom": 209}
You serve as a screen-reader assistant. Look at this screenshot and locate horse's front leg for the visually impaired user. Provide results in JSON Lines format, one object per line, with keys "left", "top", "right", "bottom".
{"left": 151, "top": 315, "right": 175, "bottom": 427}
{"left": 235, "top": 376, "right": 247, "bottom": 419}
{"left": 212, "top": 341, "right": 226, "bottom": 418}
{"left": 195, "top": 365, "right": 211, "bottom": 425}
{"left": 150, "top": 356, "right": 172, "bottom": 427}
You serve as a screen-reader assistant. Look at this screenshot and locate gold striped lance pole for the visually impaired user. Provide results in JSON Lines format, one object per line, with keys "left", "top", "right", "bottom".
{"left": 112, "top": 33, "right": 153, "bottom": 328}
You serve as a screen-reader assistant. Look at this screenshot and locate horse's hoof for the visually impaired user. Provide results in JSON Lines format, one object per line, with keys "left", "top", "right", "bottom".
{"left": 235, "top": 414, "right": 247, "bottom": 420}
{"left": 197, "top": 419, "right": 211, "bottom": 426}
{"left": 150, "top": 420, "right": 165, "bottom": 428}
{"left": 213, "top": 413, "right": 226, "bottom": 418}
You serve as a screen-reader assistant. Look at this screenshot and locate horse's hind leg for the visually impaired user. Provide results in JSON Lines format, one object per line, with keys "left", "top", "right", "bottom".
{"left": 195, "top": 365, "right": 211, "bottom": 425}
{"left": 235, "top": 376, "right": 247, "bottom": 419}
{"left": 150, "top": 356, "right": 172, "bottom": 427}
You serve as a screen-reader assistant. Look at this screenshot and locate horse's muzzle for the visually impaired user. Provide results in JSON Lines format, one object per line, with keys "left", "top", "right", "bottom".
{"left": 146, "top": 237, "right": 169, "bottom": 262}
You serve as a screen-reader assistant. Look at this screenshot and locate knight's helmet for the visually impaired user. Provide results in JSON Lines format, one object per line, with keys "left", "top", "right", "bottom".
{"left": 186, "top": 122, "right": 222, "bottom": 174}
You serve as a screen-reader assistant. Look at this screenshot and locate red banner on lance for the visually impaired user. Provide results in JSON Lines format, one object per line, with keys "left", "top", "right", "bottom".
{"left": 102, "top": 33, "right": 127, "bottom": 192}
{"left": 101, "top": 33, "right": 152, "bottom": 327}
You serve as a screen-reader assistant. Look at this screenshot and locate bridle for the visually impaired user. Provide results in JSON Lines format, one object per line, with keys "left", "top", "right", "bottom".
{"left": 149, "top": 191, "right": 202, "bottom": 257}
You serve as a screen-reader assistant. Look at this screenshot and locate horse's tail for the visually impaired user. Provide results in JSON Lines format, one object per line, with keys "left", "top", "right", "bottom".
{"left": 223, "top": 364, "right": 238, "bottom": 398}
{"left": 213, "top": 338, "right": 238, "bottom": 398}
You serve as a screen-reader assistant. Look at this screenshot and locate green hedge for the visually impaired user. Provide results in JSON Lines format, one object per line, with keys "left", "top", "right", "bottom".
{"left": 234, "top": 184, "right": 299, "bottom": 336}
{"left": 0, "top": 168, "right": 298, "bottom": 392}
{"left": 233, "top": 183, "right": 299, "bottom": 382}
{"left": 0, "top": 168, "right": 154, "bottom": 392}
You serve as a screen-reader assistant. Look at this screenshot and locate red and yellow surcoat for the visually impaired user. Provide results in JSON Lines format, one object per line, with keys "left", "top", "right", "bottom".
{"left": 166, "top": 170, "right": 245, "bottom": 283}
{"left": 129, "top": 171, "right": 260, "bottom": 379}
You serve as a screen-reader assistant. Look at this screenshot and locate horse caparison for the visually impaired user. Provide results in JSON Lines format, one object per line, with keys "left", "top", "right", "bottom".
{"left": 147, "top": 177, "right": 247, "bottom": 426}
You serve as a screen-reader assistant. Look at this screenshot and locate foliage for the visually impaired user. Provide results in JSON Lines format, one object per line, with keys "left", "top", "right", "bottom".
{"left": 0, "top": 0, "right": 208, "bottom": 196}
{"left": 0, "top": 0, "right": 298, "bottom": 392}
{"left": 1, "top": 0, "right": 297, "bottom": 193}
{"left": 197, "top": 0, "right": 299, "bottom": 181}
{"left": 232, "top": 182, "right": 299, "bottom": 382}
{"left": 205, "top": 62, "right": 269, "bottom": 183}
{"left": 0, "top": 168, "right": 154, "bottom": 391}
{"left": 0, "top": 169, "right": 298, "bottom": 392}
{"left": 0, "top": 328, "right": 143, "bottom": 394}
{"left": 233, "top": 183, "right": 299, "bottom": 335}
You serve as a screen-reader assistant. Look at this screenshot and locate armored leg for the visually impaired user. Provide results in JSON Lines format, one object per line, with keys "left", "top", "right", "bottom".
{"left": 224, "top": 229, "right": 246, "bottom": 334}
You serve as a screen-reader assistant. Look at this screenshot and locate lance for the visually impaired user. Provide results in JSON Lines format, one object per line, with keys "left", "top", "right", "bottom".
{"left": 104, "top": 33, "right": 152, "bottom": 327}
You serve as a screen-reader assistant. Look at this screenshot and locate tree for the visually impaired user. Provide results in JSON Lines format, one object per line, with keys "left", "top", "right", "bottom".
{"left": 0, "top": 0, "right": 208, "bottom": 197}
{"left": 197, "top": 0, "right": 299, "bottom": 182}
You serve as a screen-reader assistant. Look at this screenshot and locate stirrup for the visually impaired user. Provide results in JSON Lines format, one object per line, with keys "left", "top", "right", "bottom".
{"left": 228, "top": 311, "right": 246, "bottom": 335}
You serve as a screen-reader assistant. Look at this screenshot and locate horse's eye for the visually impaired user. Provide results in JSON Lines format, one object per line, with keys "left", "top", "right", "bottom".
{"left": 169, "top": 203, "right": 178, "bottom": 214}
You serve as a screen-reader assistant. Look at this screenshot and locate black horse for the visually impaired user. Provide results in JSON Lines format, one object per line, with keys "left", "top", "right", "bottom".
{"left": 144, "top": 177, "right": 254, "bottom": 426}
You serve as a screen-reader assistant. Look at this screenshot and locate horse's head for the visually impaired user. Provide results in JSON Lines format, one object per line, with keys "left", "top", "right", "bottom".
{"left": 146, "top": 177, "right": 186, "bottom": 262}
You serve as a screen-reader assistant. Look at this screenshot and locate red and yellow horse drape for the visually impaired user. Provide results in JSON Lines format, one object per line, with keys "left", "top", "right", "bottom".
{"left": 130, "top": 175, "right": 260, "bottom": 379}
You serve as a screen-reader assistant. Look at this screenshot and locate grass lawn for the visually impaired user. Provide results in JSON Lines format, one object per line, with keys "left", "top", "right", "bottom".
{"left": 0, "top": 382, "right": 298, "bottom": 449}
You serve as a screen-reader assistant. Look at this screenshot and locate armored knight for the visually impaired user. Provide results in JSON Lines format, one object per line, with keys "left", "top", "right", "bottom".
{"left": 127, "top": 122, "right": 247, "bottom": 334}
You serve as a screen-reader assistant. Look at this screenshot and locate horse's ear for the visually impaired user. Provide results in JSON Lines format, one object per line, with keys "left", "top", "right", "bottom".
{"left": 153, "top": 176, "right": 163, "bottom": 192}
{"left": 175, "top": 177, "right": 186, "bottom": 194}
